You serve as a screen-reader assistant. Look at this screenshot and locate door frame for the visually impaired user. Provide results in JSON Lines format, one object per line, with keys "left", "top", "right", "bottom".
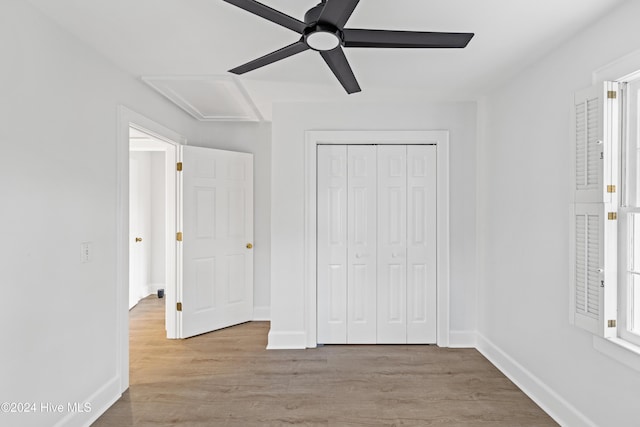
{"left": 116, "top": 106, "right": 186, "bottom": 393}
{"left": 304, "top": 130, "right": 450, "bottom": 348}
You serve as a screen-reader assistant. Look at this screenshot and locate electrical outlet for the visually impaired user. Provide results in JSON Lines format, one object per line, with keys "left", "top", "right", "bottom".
{"left": 80, "top": 242, "right": 92, "bottom": 263}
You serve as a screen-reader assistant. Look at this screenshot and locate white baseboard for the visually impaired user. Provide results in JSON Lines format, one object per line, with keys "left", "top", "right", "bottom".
{"left": 53, "top": 375, "right": 121, "bottom": 427}
{"left": 253, "top": 306, "right": 270, "bottom": 321}
{"left": 267, "top": 330, "right": 307, "bottom": 349}
{"left": 476, "top": 333, "right": 596, "bottom": 427}
{"left": 448, "top": 330, "right": 477, "bottom": 348}
{"left": 266, "top": 329, "right": 476, "bottom": 350}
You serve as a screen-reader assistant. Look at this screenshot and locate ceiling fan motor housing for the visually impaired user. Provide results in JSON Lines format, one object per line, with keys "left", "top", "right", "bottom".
{"left": 304, "top": 2, "right": 326, "bottom": 24}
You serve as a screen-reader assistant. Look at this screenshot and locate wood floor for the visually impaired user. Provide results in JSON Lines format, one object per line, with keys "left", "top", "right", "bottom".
{"left": 93, "top": 296, "right": 557, "bottom": 426}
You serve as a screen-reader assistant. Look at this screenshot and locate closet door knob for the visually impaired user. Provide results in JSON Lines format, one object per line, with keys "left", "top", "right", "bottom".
{"left": 135, "top": 237, "right": 142, "bottom": 243}
{"left": 246, "top": 243, "right": 253, "bottom": 249}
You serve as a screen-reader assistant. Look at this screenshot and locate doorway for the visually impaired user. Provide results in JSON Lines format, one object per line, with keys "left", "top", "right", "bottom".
{"left": 117, "top": 107, "right": 255, "bottom": 395}
{"left": 117, "top": 107, "right": 185, "bottom": 393}
{"left": 129, "top": 127, "right": 177, "bottom": 337}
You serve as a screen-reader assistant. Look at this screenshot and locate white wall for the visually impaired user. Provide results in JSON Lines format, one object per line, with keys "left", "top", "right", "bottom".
{"left": 0, "top": 1, "right": 201, "bottom": 425}
{"left": 478, "top": 1, "right": 640, "bottom": 425}
{"left": 270, "top": 102, "right": 478, "bottom": 347}
{"left": 195, "top": 122, "right": 272, "bottom": 319}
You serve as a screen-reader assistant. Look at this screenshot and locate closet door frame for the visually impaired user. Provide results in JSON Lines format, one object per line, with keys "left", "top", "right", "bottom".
{"left": 304, "top": 130, "right": 450, "bottom": 348}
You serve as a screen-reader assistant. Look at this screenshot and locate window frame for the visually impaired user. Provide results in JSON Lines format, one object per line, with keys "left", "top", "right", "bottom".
{"left": 618, "top": 78, "right": 640, "bottom": 348}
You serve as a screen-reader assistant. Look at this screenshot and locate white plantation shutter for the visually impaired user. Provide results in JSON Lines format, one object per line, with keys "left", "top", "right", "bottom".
{"left": 570, "top": 82, "right": 619, "bottom": 337}
{"left": 573, "top": 94, "right": 602, "bottom": 202}
{"left": 570, "top": 204, "right": 604, "bottom": 333}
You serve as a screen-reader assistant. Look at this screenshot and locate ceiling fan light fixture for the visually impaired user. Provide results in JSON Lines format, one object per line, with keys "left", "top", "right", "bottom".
{"left": 305, "top": 29, "right": 341, "bottom": 51}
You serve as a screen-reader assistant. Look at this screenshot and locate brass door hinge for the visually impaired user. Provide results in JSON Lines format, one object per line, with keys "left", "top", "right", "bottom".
{"left": 177, "top": 302, "right": 183, "bottom": 312}
{"left": 607, "top": 185, "right": 616, "bottom": 193}
{"left": 177, "top": 162, "right": 183, "bottom": 171}
{"left": 608, "top": 90, "right": 617, "bottom": 99}
{"left": 608, "top": 212, "right": 618, "bottom": 220}
{"left": 176, "top": 232, "right": 183, "bottom": 241}
{"left": 608, "top": 319, "right": 617, "bottom": 328}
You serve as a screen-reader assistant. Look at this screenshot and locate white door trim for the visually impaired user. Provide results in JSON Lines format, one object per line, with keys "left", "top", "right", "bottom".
{"left": 116, "top": 106, "right": 186, "bottom": 393}
{"left": 304, "top": 130, "right": 450, "bottom": 348}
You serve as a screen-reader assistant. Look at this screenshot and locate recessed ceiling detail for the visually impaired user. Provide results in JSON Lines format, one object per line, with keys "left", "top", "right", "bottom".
{"left": 142, "top": 76, "right": 262, "bottom": 122}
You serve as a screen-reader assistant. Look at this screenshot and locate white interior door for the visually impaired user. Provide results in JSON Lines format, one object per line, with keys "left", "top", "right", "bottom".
{"left": 406, "top": 145, "right": 437, "bottom": 343}
{"left": 317, "top": 145, "right": 348, "bottom": 343}
{"left": 347, "top": 146, "right": 377, "bottom": 343}
{"left": 180, "top": 146, "right": 254, "bottom": 339}
{"left": 377, "top": 145, "right": 408, "bottom": 344}
{"left": 129, "top": 155, "right": 147, "bottom": 309}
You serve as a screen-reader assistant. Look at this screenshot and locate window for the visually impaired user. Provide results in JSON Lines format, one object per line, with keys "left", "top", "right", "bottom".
{"left": 571, "top": 76, "right": 640, "bottom": 355}
{"left": 621, "top": 213, "right": 640, "bottom": 346}
{"left": 619, "top": 78, "right": 640, "bottom": 347}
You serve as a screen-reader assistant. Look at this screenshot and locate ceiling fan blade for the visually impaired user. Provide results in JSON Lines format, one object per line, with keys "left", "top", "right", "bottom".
{"left": 229, "top": 41, "right": 309, "bottom": 74}
{"left": 343, "top": 29, "right": 474, "bottom": 48}
{"left": 222, "top": 0, "right": 307, "bottom": 34}
{"left": 317, "top": 0, "right": 360, "bottom": 29}
{"left": 320, "top": 47, "right": 361, "bottom": 94}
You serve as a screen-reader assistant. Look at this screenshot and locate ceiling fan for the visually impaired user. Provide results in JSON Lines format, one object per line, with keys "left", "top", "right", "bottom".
{"left": 222, "top": 0, "right": 474, "bottom": 94}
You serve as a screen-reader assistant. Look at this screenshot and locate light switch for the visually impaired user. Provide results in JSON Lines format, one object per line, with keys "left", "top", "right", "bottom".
{"left": 81, "top": 242, "right": 92, "bottom": 263}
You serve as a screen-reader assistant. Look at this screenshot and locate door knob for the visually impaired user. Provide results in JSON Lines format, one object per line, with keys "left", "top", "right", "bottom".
{"left": 135, "top": 237, "right": 142, "bottom": 242}
{"left": 246, "top": 243, "right": 253, "bottom": 249}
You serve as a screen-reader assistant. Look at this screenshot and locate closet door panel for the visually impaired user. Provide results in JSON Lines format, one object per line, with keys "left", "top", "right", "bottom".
{"left": 407, "top": 145, "right": 437, "bottom": 343}
{"left": 317, "top": 145, "right": 348, "bottom": 343}
{"left": 377, "top": 145, "right": 407, "bottom": 343}
{"left": 347, "top": 145, "right": 377, "bottom": 343}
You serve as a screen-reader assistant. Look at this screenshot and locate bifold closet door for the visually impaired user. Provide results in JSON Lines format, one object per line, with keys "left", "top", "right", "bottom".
{"left": 347, "top": 145, "right": 377, "bottom": 343}
{"left": 377, "top": 146, "right": 408, "bottom": 343}
{"left": 377, "top": 145, "right": 437, "bottom": 344}
{"left": 317, "top": 145, "right": 348, "bottom": 343}
{"left": 317, "top": 145, "right": 377, "bottom": 344}
{"left": 318, "top": 144, "right": 437, "bottom": 344}
{"left": 406, "top": 145, "right": 437, "bottom": 343}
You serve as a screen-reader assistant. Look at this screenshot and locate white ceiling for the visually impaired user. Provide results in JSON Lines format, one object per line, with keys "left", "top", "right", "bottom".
{"left": 28, "top": 0, "right": 627, "bottom": 119}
